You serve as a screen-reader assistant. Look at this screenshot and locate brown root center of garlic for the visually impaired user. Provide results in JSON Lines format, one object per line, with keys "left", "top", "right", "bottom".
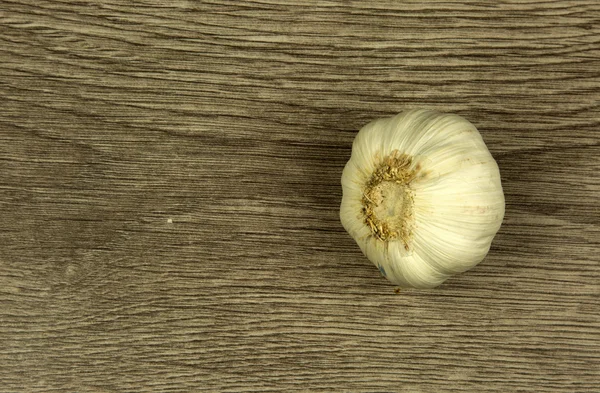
{"left": 362, "top": 150, "right": 417, "bottom": 249}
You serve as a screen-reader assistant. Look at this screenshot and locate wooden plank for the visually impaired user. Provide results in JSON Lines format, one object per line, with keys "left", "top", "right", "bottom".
{"left": 1, "top": 0, "right": 598, "bottom": 391}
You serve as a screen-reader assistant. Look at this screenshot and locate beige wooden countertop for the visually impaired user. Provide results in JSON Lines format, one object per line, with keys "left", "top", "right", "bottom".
{"left": 1, "top": 1, "right": 599, "bottom": 392}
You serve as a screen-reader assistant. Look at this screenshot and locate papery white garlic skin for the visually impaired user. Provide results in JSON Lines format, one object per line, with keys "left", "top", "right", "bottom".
{"left": 340, "top": 109, "right": 505, "bottom": 289}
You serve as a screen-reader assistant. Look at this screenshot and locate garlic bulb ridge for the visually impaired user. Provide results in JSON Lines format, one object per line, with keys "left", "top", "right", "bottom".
{"left": 340, "top": 109, "right": 505, "bottom": 289}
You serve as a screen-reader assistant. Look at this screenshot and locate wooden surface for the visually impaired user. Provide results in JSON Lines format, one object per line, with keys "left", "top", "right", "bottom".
{"left": 1, "top": 1, "right": 599, "bottom": 392}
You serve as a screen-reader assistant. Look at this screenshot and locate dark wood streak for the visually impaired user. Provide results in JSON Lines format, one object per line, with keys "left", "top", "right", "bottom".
{"left": 1, "top": 0, "right": 599, "bottom": 392}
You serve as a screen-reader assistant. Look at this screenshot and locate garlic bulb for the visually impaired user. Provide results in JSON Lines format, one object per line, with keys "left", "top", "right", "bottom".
{"left": 340, "top": 109, "right": 505, "bottom": 289}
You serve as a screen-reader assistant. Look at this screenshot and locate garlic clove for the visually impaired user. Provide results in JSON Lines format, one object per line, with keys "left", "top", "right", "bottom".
{"left": 341, "top": 109, "right": 505, "bottom": 289}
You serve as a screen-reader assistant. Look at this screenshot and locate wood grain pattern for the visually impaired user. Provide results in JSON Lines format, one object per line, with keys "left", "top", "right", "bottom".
{"left": 1, "top": 1, "right": 599, "bottom": 391}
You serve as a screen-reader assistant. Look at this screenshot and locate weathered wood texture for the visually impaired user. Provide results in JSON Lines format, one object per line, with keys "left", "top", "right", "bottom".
{"left": 1, "top": 1, "right": 599, "bottom": 392}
